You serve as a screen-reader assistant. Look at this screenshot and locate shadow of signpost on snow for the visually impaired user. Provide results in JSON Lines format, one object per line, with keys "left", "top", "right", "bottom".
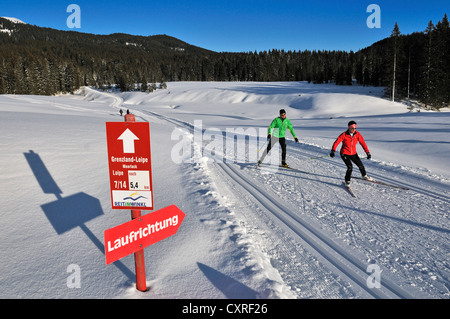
{"left": 197, "top": 262, "right": 258, "bottom": 298}
{"left": 24, "top": 150, "right": 135, "bottom": 280}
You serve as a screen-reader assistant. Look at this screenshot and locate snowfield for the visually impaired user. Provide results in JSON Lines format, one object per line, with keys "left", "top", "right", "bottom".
{"left": 0, "top": 81, "right": 449, "bottom": 299}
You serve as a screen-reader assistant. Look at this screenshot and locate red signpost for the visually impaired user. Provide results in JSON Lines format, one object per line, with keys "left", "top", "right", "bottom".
{"left": 106, "top": 114, "right": 151, "bottom": 291}
{"left": 105, "top": 120, "right": 153, "bottom": 211}
{"left": 105, "top": 114, "right": 184, "bottom": 293}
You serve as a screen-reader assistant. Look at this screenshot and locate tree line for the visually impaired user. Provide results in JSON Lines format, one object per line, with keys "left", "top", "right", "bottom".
{"left": 0, "top": 14, "right": 448, "bottom": 108}
{"left": 357, "top": 15, "right": 449, "bottom": 108}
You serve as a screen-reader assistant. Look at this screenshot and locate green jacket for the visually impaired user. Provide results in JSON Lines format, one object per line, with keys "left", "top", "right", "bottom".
{"left": 268, "top": 117, "right": 297, "bottom": 138}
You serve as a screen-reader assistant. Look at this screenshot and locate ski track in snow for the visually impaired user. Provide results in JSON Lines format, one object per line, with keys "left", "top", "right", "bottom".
{"left": 108, "top": 86, "right": 449, "bottom": 298}
{"left": 1, "top": 83, "right": 449, "bottom": 299}
{"left": 132, "top": 102, "right": 449, "bottom": 298}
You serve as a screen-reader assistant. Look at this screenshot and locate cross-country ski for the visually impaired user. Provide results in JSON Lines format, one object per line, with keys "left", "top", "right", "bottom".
{"left": 343, "top": 182, "right": 356, "bottom": 197}
{"left": 352, "top": 176, "right": 410, "bottom": 190}
{"left": 256, "top": 162, "right": 311, "bottom": 175}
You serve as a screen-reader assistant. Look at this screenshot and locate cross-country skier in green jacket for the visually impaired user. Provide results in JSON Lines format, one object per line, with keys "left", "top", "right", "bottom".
{"left": 258, "top": 109, "right": 298, "bottom": 167}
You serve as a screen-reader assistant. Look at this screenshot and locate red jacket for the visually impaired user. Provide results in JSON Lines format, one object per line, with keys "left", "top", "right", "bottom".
{"left": 332, "top": 130, "right": 369, "bottom": 155}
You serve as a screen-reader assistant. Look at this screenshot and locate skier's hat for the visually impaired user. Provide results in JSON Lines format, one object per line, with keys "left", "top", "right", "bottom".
{"left": 279, "top": 109, "right": 286, "bottom": 115}
{"left": 348, "top": 120, "right": 357, "bottom": 128}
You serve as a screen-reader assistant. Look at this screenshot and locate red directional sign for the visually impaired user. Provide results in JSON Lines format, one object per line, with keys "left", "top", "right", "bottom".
{"left": 104, "top": 205, "right": 185, "bottom": 264}
{"left": 106, "top": 122, "right": 153, "bottom": 210}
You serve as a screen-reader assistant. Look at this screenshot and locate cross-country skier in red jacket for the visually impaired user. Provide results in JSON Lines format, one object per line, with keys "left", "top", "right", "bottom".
{"left": 330, "top": 121, "right": 373, "bottom": 186}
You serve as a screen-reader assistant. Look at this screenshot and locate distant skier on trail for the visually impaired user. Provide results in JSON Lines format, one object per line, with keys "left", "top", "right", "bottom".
{"left": 258, "top": 109, "right": 299, "bottom": 168}
{"left": 330, "top": 120, "right": 373, "bottom": 186}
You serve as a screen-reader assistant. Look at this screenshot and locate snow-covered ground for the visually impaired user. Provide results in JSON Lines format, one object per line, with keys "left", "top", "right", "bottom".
{"left": 1, "top": 81, "right": 449, "bottom": 299}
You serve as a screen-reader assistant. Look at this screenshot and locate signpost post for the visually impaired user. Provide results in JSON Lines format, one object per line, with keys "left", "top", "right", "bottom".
{"left": 105, "top": 113, "right": 185, "bottom": 292}
{"left": 104, "top": 114, "right": 185, "bottom": 291}
{"left": 106, "top": 113, "right": 151, "bottom": 291}
{"left": 123, "top": 114, "right": 145, "bottom": 291}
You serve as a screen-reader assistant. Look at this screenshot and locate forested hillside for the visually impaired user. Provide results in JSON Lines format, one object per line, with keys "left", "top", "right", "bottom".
{"left": 0, "top": 14, "right": 448, "bottom": 107}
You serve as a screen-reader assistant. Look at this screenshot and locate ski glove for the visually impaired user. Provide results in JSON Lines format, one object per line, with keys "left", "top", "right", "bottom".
{"left": 366, "top": 152, "right": 371, "bottom": 160}
{"left": 295, "top": 138, "right": 299, "bottom": 143}
{"left": 330, "top": 150, "right": 335, "bottom": 158}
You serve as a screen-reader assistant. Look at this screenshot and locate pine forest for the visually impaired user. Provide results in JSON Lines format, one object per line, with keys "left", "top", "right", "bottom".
{"left": 0, "top": 14, "right": 448, "bottom": 108}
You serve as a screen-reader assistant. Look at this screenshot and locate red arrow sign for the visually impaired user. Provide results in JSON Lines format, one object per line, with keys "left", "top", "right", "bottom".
{"left": 117, "top": 128, "right": 139, "bottom": 153}
{"left": 104, "top": 205, "right": 185, "bottom": 265}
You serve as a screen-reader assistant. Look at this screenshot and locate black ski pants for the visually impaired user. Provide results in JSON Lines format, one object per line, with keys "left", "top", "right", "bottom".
{"left": 341, "top": 153, "right": 366, "bottom": 182}
{"left": 259, "top": 137, "right": 287, "bottom": 163}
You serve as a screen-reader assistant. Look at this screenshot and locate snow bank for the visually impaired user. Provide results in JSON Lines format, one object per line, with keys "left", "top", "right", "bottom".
{"left": 1, "top": 81, "right": 449, "bottom": 299}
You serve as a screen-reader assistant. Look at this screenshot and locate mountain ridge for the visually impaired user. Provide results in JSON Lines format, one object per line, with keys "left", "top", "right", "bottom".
{"left": 0, "top": 17, "right": 214, "bottom": 55}
{"left": 1, "top": 15, "right": 448, "bottom": 108}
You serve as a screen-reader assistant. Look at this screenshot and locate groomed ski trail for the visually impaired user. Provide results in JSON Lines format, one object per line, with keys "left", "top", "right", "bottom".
{"left": 89, "top": 89, "right": 449, "bottom": 298}
{"left": 214, "top": 162, "right": 414, "bottom": 298}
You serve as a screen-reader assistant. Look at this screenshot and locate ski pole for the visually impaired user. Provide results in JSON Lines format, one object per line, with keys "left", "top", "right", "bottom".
{"left": 257, "top": 139, "right": 269, "bottom": 154}
{"left": 309, "top": 154, "right": 329, "bottom": 160}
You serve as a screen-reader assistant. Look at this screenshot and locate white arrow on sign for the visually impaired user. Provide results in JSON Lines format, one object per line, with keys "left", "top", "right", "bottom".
{"left": 118, "top": 128, "right": 139, "bottom": 153}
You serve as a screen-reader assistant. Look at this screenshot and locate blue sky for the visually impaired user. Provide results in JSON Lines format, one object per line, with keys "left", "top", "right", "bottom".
{"left": 1, "top": 0, "right": 448, "bottom": 52}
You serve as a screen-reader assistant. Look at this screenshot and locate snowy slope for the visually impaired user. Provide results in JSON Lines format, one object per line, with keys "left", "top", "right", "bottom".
{"left": 1, "top": 82, "right": 449, "bottom": 299}
{"left": 0, "top": 17, "right": 26, "bottom": 36}
{"left": 0, "top": 17, "right": 27, "bottom": 24}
